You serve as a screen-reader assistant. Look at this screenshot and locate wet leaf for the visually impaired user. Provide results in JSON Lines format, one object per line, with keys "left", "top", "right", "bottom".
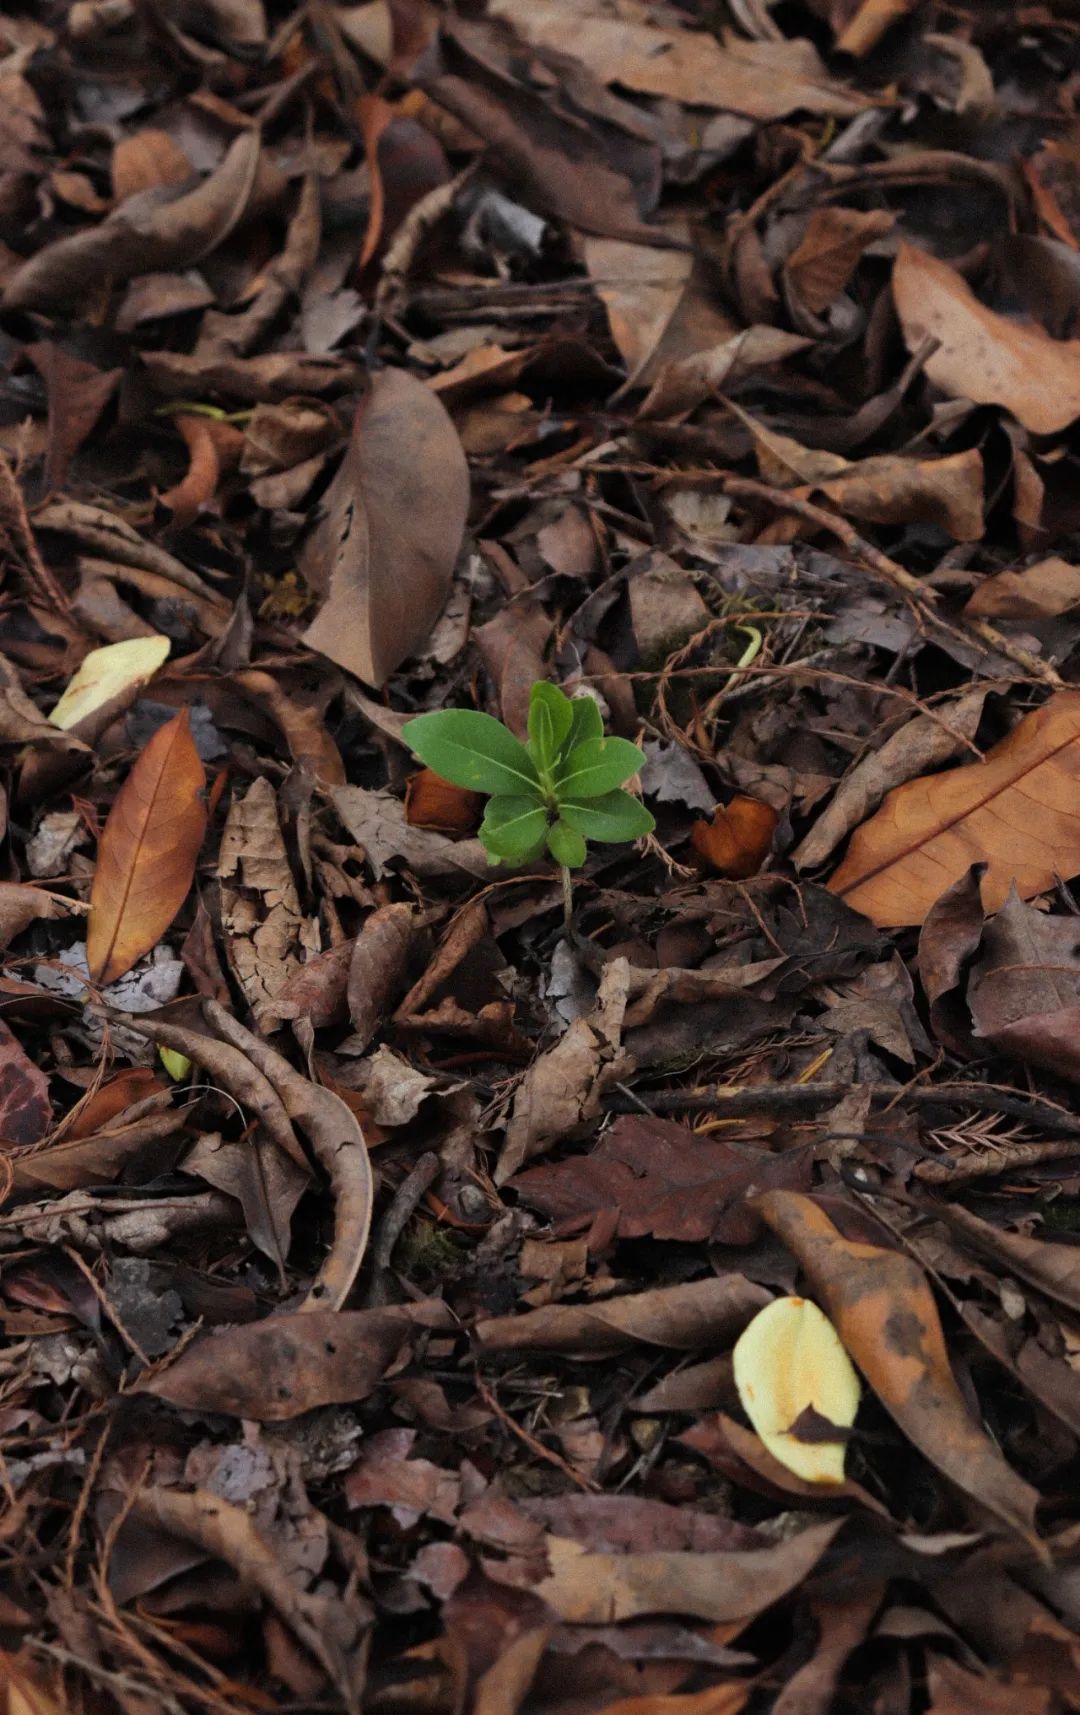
{"left": 300, "top": 368, "right": 470, "bottom": 687}
{"left": 732, "top": 1297, "right": 861, "bottom": 1485}
{"left": 828, "top": 691, "right": 1080, "bottom": 927}
{"left": 87, "top": 709, "right": 207, "bottom": 984}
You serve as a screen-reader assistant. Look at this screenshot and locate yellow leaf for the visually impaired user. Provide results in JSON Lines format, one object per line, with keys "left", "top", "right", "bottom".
{"left": 49, "top": 635, "right": 171, "bottom": 730}
{"left": 159, "top": 1046, "right": 192, "bottom": 1081}
{"left": 732, "top": 1296, "right": 860, "bottom": 1484}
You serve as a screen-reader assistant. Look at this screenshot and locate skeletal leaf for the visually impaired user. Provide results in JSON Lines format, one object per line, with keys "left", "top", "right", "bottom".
{"left": 733, "top": 1296, "right": 860, "bottom": 1485}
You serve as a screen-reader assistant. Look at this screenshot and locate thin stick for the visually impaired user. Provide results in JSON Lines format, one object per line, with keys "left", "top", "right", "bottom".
{"left": 561, "top": 864, "right": 573, "bottom": 936}
{"left": 721, "top": 475, "right": 1064, "bottom": 690}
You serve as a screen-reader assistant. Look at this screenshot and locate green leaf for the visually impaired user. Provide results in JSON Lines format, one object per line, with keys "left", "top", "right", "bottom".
{"left": 558, "top": 695, "right": 603, "bottom": 759}
{"left": 560, "top": 790, "right": 655, "bottom": 844}
{"left": 402, "top": 710, "right": 541, "bottom": 797}
{"left": 547, "top": 819, "right": 587, "bottom": 868}
{"left": 479, "top": 794, "right": 549, "bottom": 859}
{"left": 555, "top": 736, "right": 645, "bottom": 799}
{"left": 527, "top": 682, "right": 574, "bottom": 771}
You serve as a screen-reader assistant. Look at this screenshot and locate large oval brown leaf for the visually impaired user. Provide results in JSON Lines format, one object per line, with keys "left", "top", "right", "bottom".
{"left": 87, "top": 709, "right": 207, "bottom": 985}
{"left": 893, "top": 242, "right": 1080, "bottom": 435}
{"left": 828, "top": 690, "right": 1080, "bottom": 927}
{"left": 300, "top": 367, "right": 470, "bottom": 687}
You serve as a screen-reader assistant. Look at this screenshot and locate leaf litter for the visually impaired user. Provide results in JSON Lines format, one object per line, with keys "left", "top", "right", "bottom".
{"left": 7, "top": 4, "right": 1080, "bottom": 1712}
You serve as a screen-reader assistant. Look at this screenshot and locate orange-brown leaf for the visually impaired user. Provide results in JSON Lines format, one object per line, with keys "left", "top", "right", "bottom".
{"left": 828, "top": 690, "right": 1080, "bottom": 927}
{"left": 405, "top": 767, "right": 483, "bottom": 833}
{"left": 753, "top": 1190, "right": 1041, "bottom": 1548}
{"left": 785, "top": 206, "right": 894, "bottom": 314}
{"left": 87, "top": 710, "right": 207, "bottom": 985}
{"left": 691, "top": 797, "right": 777, "bottom": 878}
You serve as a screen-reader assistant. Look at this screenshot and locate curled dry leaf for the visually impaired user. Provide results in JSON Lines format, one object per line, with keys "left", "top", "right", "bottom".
{"left": 475, "top": 1274, "right": 770, "bottom": 1356}
{"left": 753, "top": 1191, "right": 1042, "bottom": 1548}
{"left": 691, "top": 797, "right": 778, "bottom": 878}
{"left": 49, "top": 635, "right": 170, "bottom": 730}
{"left": 794, "top": 689, "right": 986, "bottom": 871}
{"left": 732, "top": 1297, "right": 861, "bottom": 1485}
{"left": 347, "top": 902, "right": 418, "bottom": 1053}
{"left": 217, "top": 777, "right": 318, "bottom": 1029}
{"left": 966, "top": 888, "right": 1080, "bottom": 1082}
{"left": 300, "top": 368, "right": 470, "bottom": 688}
{"left": 86, "top": 709, "right": 207, "bottom": 985}
{"left": 141, "top": 1301, "right": 451, "bottom": 1419}
{"left": 828, "top": 691, "right": 1080, "bottom": 927}
{"left": 784, "top": 206, "right": 895, "bottom": 315}
{"left": 535, "top": 1517, "right": 844, "bottom": 1625}
{"left": 0, "top": 882, "right": 79, "bottom": 950}
{"left": 893, "top": 243, "right": 1080, "bottom": 435}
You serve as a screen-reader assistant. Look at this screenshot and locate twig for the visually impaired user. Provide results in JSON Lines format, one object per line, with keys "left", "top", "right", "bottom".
{"left": 720, "top": 475, "right": 1064, "bottom": 690}
{"left": 0, "top": 453, "right": 72, "bottom": 614}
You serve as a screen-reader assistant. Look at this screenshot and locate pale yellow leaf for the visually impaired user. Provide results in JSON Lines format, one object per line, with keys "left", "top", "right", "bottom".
{"left": 49, "top": 635, "right": 170, "bottom": 730}
{"left": 732, "top": 1296, "right": 860, "bottom": 1484}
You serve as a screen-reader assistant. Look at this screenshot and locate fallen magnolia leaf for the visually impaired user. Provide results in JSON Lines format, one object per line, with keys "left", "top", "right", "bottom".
{"left": 732, "top": 1297, "right": 861, "bottom": 1485}
{"left": 753, "top": 1191, "right": 1042, "bottom": 1548}
{"left": 48, "top": 635, "right": 170, "bottom": 730}
{"left": 300, "top": 367, "right": 470, "bottom": 687}
{"left": 828, "top": 690, "right": 1080, "bottom": 927}
{"left": 892, "top": 242, "right": 1080, "bottom": 435}
{"left": 86, "top": 709, "right": 207, "bottom": 985}
{"left": 691, "top": 797, "right": 778, "bottom": 879}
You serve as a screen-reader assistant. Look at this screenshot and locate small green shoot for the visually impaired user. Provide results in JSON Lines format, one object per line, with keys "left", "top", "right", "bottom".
{"left": 402, "top": 684, "right": 654, "bottom": 882}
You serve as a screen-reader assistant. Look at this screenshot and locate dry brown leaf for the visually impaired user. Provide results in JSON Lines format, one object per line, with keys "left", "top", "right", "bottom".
{"left": 587, "top": 1687, "right": 749, "bottom": 1715}
{"left": 218, "top": 777, "right": 318, "bottom": 1029}
{"left": 828, "top": 690, "right": 1080, "bottom": 927}
{"left": 140, "top": 1301, "right": 452, "bottom": 1418}
{"left": 347, "top": 902, "right": 418, "bottom": 1053}
{"left": 535, "top": 1517, "right": 843, "bottom": 1624}
{"left": 111, "top": 128, "right": 194, "bottom": 201}
{"left": 159, "top": 412, "right": 245, "bottom": 526}
{"left": 0, "top": 882, "right": 77, "bottom": 950}
{"left": 300, "top": 369, "right": 470, "bottom": 687}
{"left": 496, "top": 957, "right": 632, "bottom": 1183}
{"left": 0, "top": 1020, "right": 51, "bottom": 1145}
{"left": 584, "top": 233, "right": 738, "bottom": 390}
{"left": 637, "top": 326, "right": 810, "bottom": 422}
{"left": 965, "top": 557, "right": 1080, "bottom": 619}
{"left": 490, "top": 0, "right": 868, "bottom": 118}
{"left": 404, "top": 768, "right": 483, "bottom": 833}
{"left": 25, "top": 343, "right": 123, "bottom": 495}
{"left": 691, "top": 797, "right": 778, "bottom": 878}
{"left": 836, "top": 0, "right": 916, "bottom": 55}
{"left": 475, "top": 1274, "right": 770, "bottom": 1356}
{"left": 86, "top": 709, "right": 207, "bottom": 985}
{"left": 892, "top": 243, "right": 1080, "bottom": 435}
{"left": 785, "top": 206, "right": 895, "bottom": 314}
{"left": 754, "top": 1191, "right": 1042, "bottom": 1548}
{"left": 794, "top": 689, "right": 986, "bottom": 871}
{"left": 966, "top": 889, "right": 1080, "bottom": 1082}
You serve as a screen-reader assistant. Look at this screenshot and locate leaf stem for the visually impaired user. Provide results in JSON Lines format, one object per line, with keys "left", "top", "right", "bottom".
{"left": 561, "top": 864, "right": 573, "bottom": 936}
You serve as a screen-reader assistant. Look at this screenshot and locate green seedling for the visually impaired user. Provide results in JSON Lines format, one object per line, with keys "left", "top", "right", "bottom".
{"left": 403, "top": 683, "right": 655, "bottom": 926}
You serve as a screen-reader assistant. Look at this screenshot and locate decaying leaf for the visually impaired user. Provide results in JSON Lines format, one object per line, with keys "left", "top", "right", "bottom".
{"left": 966, "top": 888, "right": 1080, "bottom": 1081}
{"left": 691, "top": 797, "right": 778, "bottom": 878}
{"left": 476, "top": 1274, "right": 770, "bottom": 1356}
{"left": 733, "top": 1297, "right": 861, "bottom": 1485}
{"left": 0, "top": 1019, "right": 51, "bottom": 1145}
{"left": 300, "top": 368, "right": 470, "bottom": 687}
{"left": 217, "top": 777, "right": 318, "bottom": 1029}
{"left": 86, "top": 709, "right": 207, "bottom": 984}
{"left": 828, "top": 691, "right": 1080, "bottom": 927}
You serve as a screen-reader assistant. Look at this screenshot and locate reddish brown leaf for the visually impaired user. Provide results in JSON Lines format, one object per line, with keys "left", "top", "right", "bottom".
{"left": 159, "top": 413, "right": 245, "bottom": 527}
{"left": 785, "top": 206, "right": 895, "bottom": 315}
{"left": 405, "top": 768, "right": 483, "bottom": 834}
{"left": 111, "top": 129, "right": 194, "bottom": 201}
{"left": 87, "top": 709, "right": 207, "bottom": 985}
{"left": 691, "top": 797, "right": 778, "bottom": 878}
{"left": 512, "top": 1114, "right": 811, "bottom": 1245}
{"left": 0, "top": 1019, "right": 51, "bottom": 1145}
